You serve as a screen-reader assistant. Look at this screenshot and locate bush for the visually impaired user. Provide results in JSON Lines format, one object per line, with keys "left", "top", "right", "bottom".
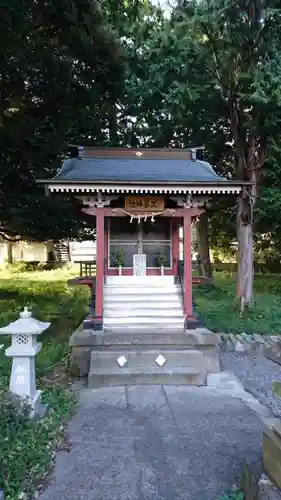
{"left": 3, "top": 261, "right": 71, "bottom": 273}
{"left": 0, "top": 389, "right": 31, "bottom": 433}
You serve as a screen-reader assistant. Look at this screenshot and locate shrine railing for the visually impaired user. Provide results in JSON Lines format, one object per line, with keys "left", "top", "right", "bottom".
{"left": 75, "top": 260, "right": 96, "bottom": 277}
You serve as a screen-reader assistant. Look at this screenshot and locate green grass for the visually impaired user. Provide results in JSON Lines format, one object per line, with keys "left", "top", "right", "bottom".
{"left": 194, "top": 271, "right": 281, "bottom": 334}
{"left": 0, "top": 265, "right": 90, "bottom": 500}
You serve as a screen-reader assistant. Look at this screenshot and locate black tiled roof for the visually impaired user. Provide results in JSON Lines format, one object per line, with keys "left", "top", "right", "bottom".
{"left": 54, "top": 157, "right": 224, "bottom": 183}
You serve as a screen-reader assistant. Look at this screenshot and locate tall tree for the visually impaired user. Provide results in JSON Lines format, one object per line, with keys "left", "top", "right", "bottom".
{"left": 170, "top": 0, "right": 281, "bottom": 308}
{"left": 100, "top": 0, "right": 281, "bottom": 294}
{"left": 0, "top": 0, "right": 122, "bottom": 241}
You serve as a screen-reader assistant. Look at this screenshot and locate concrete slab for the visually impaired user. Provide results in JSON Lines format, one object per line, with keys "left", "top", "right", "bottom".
{"left": 39, "top": 385, "right": 264, "bottom": 500}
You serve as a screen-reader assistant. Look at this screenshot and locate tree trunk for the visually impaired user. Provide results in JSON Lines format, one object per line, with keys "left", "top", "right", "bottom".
{"left": 196, "top": 212, "right": 213, "bottom": 278}
{"left": 109, "top": 102, "right": 118, "bottom": 146}
{"left": 7, "top": 241, "right": 13, "bottom": 264}
{"left": 236, "top": 194, "right": 254, "bottom": 311}
{"left": 46, "top": 240, "right": 57, "bottom": 262}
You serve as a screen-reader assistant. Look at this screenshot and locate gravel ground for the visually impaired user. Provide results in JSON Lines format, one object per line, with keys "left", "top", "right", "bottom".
{"left": 220, "top": 350, "right": 281, "bottom": 417}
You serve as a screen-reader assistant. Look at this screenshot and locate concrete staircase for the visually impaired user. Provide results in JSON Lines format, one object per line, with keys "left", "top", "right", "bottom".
{"left": 88, "top": 347, "right": 206, "bottom": 387}
{"left": 103, "top": 276, "right": 185, "bottom": 332}
{"left": 73, "top": 276, "right": 221, "bottom": 388}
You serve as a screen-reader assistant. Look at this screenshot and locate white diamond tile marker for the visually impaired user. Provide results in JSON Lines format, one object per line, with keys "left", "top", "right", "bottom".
{"left": 117, "top": 355, "right": 127, "bottom": 367}
{"left": 155, "top": 354, "right": 166, "bottom": 366}
{"left": 0, "top": 344, "right": 3, "bottom": 350}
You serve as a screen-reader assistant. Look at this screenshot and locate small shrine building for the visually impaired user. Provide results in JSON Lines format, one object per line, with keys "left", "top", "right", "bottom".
{"left": 41, "top": 147, "right": 244, "bottom": 332}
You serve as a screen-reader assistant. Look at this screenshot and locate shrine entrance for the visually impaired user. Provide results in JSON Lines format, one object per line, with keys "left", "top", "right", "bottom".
{"left": 41, "top": 145, "right": 243, "bottom": 384}
{"left": 108, "top": 217, "right": 172, "bottom": 272}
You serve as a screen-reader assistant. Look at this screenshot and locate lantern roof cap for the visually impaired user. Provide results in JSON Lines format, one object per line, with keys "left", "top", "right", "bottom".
{"left": 0, "top": 307, "right": 50, "bottom": 335}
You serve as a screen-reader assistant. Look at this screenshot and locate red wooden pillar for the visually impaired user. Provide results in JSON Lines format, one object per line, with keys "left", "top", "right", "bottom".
{"left": 104, "top": 217, "right": 108, "bottom": 276}
{"left": 172, "top": 218, "right": 180, "bottom": 275}
{"left": 183, "top": 210, "right": 193, "bottom": 318}
{"left": 95, "top": 208, "right": 105, "bottom": 328}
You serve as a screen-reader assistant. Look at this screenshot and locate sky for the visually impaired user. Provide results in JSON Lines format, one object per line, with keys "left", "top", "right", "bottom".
{"left": 151, "top": 0, "right": 170, "bottom": 6}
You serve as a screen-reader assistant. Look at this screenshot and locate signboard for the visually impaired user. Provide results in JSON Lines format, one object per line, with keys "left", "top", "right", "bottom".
{"left": 133, "top": 254, "right": 147, "bottom": 276}
{"left": 125, "top": 196, "right": 164, "bottom": 212}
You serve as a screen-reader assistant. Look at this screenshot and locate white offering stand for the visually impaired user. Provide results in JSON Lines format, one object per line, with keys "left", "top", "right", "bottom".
{"left": 0, "top": 307, "right": 50, "bottom": 418}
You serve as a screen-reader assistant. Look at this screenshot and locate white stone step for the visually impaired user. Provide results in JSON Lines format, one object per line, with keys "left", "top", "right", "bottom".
{"left": 104, "top": 294, "right": 182, "bottom": 304}
{"left": 104, "top": 283, "right": 181, "bottom": 290}
{"left": 103, "top": 316, "right": 184, "bottom": 326}
{"left": 102, "top": 326, "right": 186, "bottom": 334}
{"left": 104, "top": 308, "right": 184, "bottom": 318}
{"left": 106, "top": 276, "right": 175, "bottom": 285}
{"left": 104, "top": 301, "right": 182, "bottom": 310}
{"left": 104, "top": 285, "right": 181, "bottom": 295}
{"left": 104, "top": 295, "right": 182, "bottom": 304}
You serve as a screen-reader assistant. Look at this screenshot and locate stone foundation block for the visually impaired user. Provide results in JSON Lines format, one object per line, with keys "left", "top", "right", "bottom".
{"left": 184, "top": 329, "right": 220, "bottom": 347}
{"left": 70, "top": 346, "right": 92, "bottom": 377}
{"left": 201, "top": 346, "right": 220, "bottom": 373}
{"left": 69, "top": 324, "right": 104, "bottom": 377}
{"left": 69, "top": 322, "right": 220, "bottom": 381}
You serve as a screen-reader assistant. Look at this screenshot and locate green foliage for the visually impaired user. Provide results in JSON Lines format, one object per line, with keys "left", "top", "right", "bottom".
{"left": 176, "top": 0, "right": 281, "bottom": 271}
{"left": 194, "top": 272, "right": 281, "bottom": 334}
{"left": 0, "top": 0, "right": 122, "bottom": 241}
{"left": 111, "top": 249, "right": 125, "bottom": 267}
{"left": 255, "top": 142, "right": 281, "bottom": 257}
{"left": 0, "top": 388, "right": 75, "bottom": 500}
{"left": 155, "top": 252, "right": 168, "bottom": 267}
{"left": 112, "top": 0, "right": 281, "bottom": 269}
{"left": 272, "top": 381, "right": 281, "bottom": 398}
{"left": 0, "top": 266, "right": 90, "bottom": 499}
{"left": 115, "top": 1, "right": 225, "bottom": 150}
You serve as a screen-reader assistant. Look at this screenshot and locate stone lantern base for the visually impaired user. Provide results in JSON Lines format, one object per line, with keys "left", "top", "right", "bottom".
{"left": 29, "top": 391, "right": 48, "bottom": 420}
{"left": 8, "top": 351, "right": 48, "bottom": 420}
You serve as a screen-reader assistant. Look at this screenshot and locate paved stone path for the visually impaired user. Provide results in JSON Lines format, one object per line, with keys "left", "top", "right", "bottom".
{"left": 221, "top": 351, "right": 281, "bottom": 417}
{"left": 40, "top": 385, "right": 264, "bottom": 500}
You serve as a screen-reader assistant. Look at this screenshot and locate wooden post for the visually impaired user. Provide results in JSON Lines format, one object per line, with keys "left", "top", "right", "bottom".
{"left": 172, "top": 218, "right": 180, "bottom": 275}
{"left": 95, "top": 208, "right": 105, "bottom": 322}
{"left": 184, "top": 210, "right": 193, "bottom": 317}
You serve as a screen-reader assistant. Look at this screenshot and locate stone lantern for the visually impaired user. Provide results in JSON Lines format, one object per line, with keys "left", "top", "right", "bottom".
{"left": 0, "top": 307, "right": 50, "bottom": 418}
